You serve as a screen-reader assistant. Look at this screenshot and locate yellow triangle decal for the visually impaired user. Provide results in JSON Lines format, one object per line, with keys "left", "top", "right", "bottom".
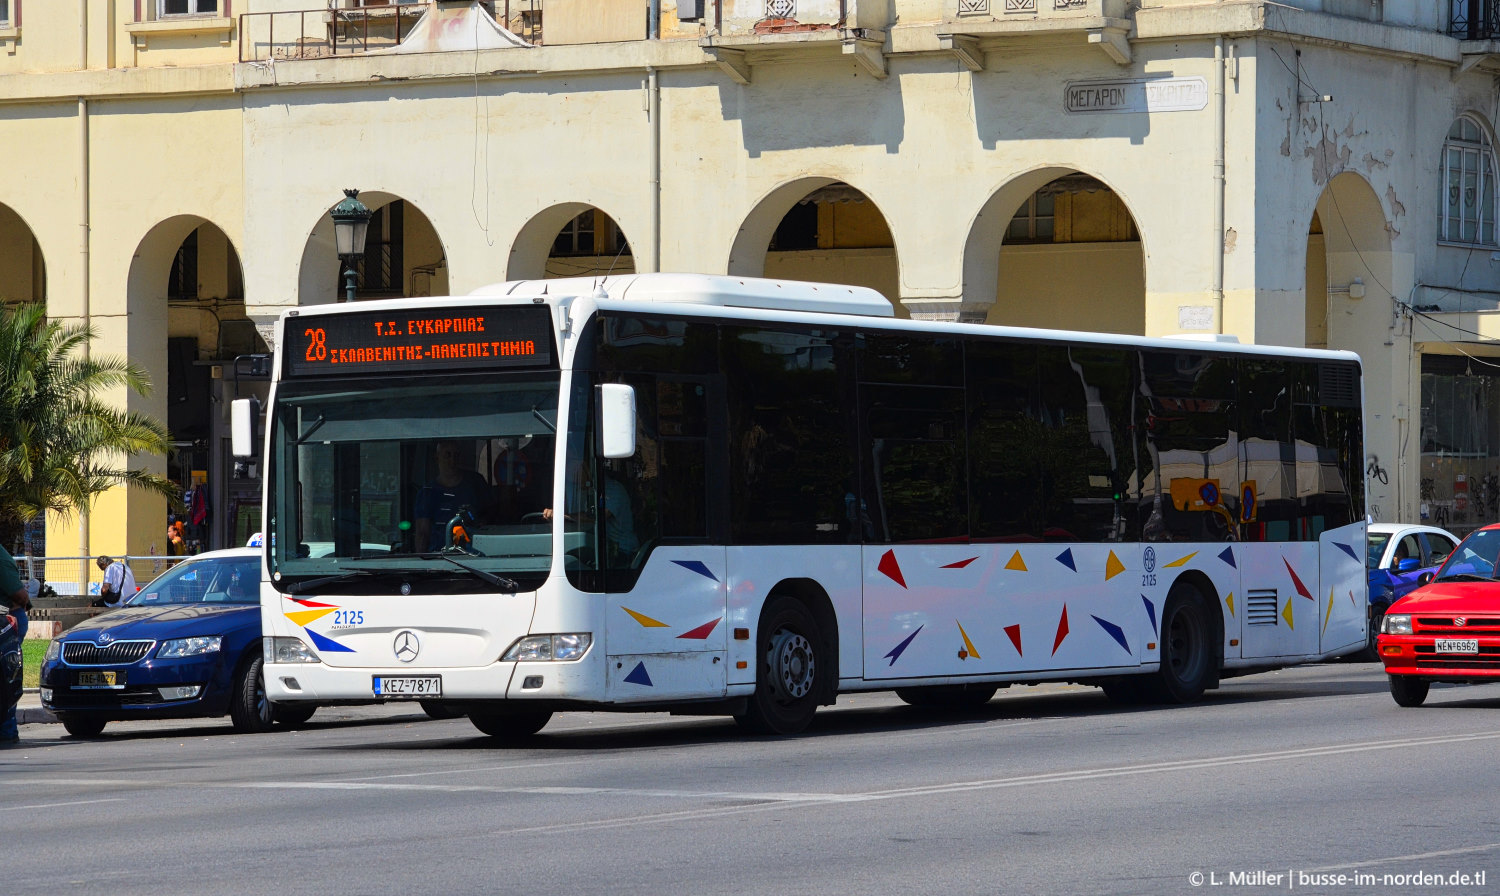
{"left": 1105, "top": 551, "right": 1125, "bottom": 581}
{"left": 1323, "top": 587, "right": 1335, "bottom": 635}
{"left": 286, "top": 607, "right": 337, "bottom": 627}
{"left": 1282, "top": 598, "right": 1295, "bottom": 630}
{"left": 1164, "top": 552, "right": 1198, "bottom": 568}
{"left": 957, "top": 621, "right": 981, "bottom": 660}
{"left": 1225, "top": 592, "right": 1235, "bottom": 618}
{"left": 622, "top": 606, "right": 669, "bottom": 628}
{"left": 1005, "top": 551, "right": 1028, "bottom": 572}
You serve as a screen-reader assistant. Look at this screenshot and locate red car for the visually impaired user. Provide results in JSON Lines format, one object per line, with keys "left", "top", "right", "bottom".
{"left": 1377, "top": 523, "right": 1500, "bottom": 707}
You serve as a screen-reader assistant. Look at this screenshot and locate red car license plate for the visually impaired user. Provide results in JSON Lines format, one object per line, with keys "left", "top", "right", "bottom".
{"left": 1435, "top": 638, "right": 1479, "bottom": 654}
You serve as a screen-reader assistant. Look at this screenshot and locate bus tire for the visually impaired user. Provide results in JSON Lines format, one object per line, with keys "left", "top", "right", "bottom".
{"left": 470, "top": 709, "right": 552, "bottom": 741}
{"left": 274, "top": 705, "right": 317, "bottom": 727}
{"left": 894, "top": 684, "right": 997, "bottom": 709}
{"left": 230, "top": 655, "right": 277, "bottom": 733}
{"left": 1388, "top": 675, "right": 1430, "bottom": 707}
{"left": 1099, "top": 678, "right": 1145, "bottom": 704}
{"left": 736, "top": 596, "right": 824, "bottom": 735}
{"left": 420, "top": 700, "right": 465, "bottom": 720}
{"left": 1141, "top": 583, "right": 1212, "bottom": 704}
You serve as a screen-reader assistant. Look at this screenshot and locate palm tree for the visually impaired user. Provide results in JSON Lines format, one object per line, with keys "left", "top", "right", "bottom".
{"left": 0, "top": 303, "right": 178, "bottom": 551}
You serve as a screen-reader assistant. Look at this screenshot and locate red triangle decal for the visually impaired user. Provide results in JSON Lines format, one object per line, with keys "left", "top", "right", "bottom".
{"left": 677, "top": 618, "right": 721, "bottom": 640}
{"left": 1051, "top": 605, "right": 1070, "bottom": 656}
{"left": 1283, "top": 558, "right": 1313, "bottom": 600}
{"left": 878, "top": 549, "right": 907, "bottom": 588}
{"left": 1005, "top": 623, "right": 1023, "bottom": 655}
{"left": 941, "top": 556, "right": 978, "bottom": 569}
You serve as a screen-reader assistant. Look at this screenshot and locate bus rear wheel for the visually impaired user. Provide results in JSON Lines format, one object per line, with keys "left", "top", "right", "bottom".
{"left": 736, "top": 596, "right": 824, "bottom": 735}
{"left": 1141, "top": 584, "right": 1212, "bottom": 703}
{"left": 470, "top": 709, "right": 552, "bottom": 741}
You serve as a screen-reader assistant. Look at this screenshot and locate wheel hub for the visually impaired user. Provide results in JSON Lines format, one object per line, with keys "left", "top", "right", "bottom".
{"left": 768, "top": 628, "right": 815, "bottom": 701}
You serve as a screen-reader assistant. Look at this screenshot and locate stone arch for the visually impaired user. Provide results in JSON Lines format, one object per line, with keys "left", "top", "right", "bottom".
{"left": 728, "top": 178, "right": 899, "bottom": 312}
{"left": 0, "top": 202, "right": 46, "bottom": 305}
{"left": 962, "top": 167, "right": 1147, "bottom": 333}
{"left": 298, "top": 191, "right": 450, "bottom": 305}
{"left": 508, "top": 203, "right": 636, "bottom": 281}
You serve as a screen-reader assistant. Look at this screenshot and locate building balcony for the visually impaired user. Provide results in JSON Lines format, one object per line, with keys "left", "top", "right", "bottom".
{"left": 939, "top": 0, "right": 1133, "bottom": 66}
{"left": 1453, "top": 0, "right": 1500, "bottom": 40}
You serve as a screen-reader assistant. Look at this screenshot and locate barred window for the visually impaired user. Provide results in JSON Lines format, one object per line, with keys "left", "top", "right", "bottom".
{"left": 1440, "top": 116, "right": 1498, "bottom": 246}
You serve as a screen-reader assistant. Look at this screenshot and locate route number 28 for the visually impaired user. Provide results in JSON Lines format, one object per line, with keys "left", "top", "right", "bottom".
{"left": 305, "top": 327, "right": 327, "bottom": 361}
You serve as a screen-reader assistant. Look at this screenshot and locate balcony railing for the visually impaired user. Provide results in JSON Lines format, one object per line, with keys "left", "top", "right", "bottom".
{"left": 1452, "top": 0, "right": 1500, "bottom": 40}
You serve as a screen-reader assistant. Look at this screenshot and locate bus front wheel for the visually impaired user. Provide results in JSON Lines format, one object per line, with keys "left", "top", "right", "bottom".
{"left": 736, "top": 596, "right": 824, "bottom": 736}
{"left": 1142, "top": 584, "right": 1212, "bottom": 703}
{"left": 470, "top": 709, "right": 552, "bottom": 741}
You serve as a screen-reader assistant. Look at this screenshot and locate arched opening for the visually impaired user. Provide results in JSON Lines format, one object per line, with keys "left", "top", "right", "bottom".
{"left": 0, "top": 202, "right": 46, "bottom": 306}
{"left": 969, "top": 170, "right": 1145, "bottom": 334}
{"left": 128, "top": 217, "right": 259, "bottom": 554}
{"left": 298, "top": 194, "right": 449, "bottom": 305}
{"left": 508, "top": 203, "right": 635, "bottom": 281}
{"left": 729, "top": 179, "right": 899, "bottom": 313}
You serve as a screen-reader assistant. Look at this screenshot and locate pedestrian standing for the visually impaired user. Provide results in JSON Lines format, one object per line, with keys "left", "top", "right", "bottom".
{"left": 93, "top": 555, "right": 137, "bottom": 609}
{"left": 1, "top": 544, "right": 31, "bottom": 746}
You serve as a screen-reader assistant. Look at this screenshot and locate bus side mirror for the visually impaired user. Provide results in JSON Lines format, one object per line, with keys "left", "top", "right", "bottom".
{"left": 598, "top": 384, "right": 636, "bottom": 459}
{"left": 231, "top": 397, "right": 261, "bottom": 459}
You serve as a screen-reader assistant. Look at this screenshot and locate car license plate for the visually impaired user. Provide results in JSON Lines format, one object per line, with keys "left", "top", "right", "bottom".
{"left": 1435, "top": 638, "right": 1479, "bottom": 654}
{"left": 373, "top": 675, "right": 441, "bottom": 698}
{"left": 77, "top": 670, "right": 119, "bottom": 688}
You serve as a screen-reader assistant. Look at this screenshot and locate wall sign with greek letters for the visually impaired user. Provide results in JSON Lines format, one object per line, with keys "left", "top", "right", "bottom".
{"left": 1064, "top": 77, "right": 1209, "bottom": 114}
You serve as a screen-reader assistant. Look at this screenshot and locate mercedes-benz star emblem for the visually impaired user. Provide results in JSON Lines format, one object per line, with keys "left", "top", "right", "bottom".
{"left": 393, "top": 630, "right": 421, "bottom": 663}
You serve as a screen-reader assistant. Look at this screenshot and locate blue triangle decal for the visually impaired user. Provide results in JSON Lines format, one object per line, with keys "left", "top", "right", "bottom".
{"left": 672, "top": 560, "right": 718, "bottom": 582}
{"left": 1141, "top": 595, "right": 1157, "bottom": 638}
{"left": 884, "top": 625, "right": 923, "bottom": 667}
{"left": 1092, "top": 615, "right": 1131, "bottom": 654}
{"left": 623, "top": 662, "right": 653, "bottom": 687}
{"left": 1334, "top": 542, "right": 1359, "bottom": 564}
{"left": 305, "top": 628, "right": 355, "bottom": 653}
{"left": 1218, "top": 547, "right": 1236, "bottom": 568}
{"left": 1055, "top": 548, "right": 1076, "bottom": 572}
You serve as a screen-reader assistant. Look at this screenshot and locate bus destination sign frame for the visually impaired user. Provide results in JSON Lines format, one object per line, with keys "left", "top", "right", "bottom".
{"left": 284, "top": 306, "right": 555, "bottom": 377}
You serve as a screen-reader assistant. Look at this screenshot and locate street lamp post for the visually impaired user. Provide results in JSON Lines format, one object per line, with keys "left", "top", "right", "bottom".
{"left": 330, "top": 188, "right": 372, "bottom": 302}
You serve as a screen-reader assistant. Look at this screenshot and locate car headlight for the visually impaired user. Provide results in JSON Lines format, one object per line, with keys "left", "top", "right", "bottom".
{"left": 502, "top": 633, "right": 592, "bottom": 662}
{"left": 157, "top": 636, "right": 223, "bottom": 658}
{"left": 1382, "top": 614, "right": 1413, "bottom": 635}
{"left": 264, "top": 636, "right": 321, "bottom": 664}
{"left": 44, "top": 640, "right": 60, "bottom": 663}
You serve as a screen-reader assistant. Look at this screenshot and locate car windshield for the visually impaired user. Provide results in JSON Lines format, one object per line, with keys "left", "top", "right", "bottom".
{"left": 1366, "top": 533, "right": 1390, "bottom": 570}
{"left": 128, "top": 556, "right": 261, "bottom": 606}
{"left": 1435, "top": 529, "right": 1500, "bottom": 581}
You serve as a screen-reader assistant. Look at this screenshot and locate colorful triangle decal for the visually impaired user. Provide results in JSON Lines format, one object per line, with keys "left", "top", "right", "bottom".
{"left": 1142, "top": 595, "right": 1158, "bottom": 636}
{"left": 289, "top": 598, "right": 339, "bottom": 608}
{"left": 1104, "top": 551, "right": 1126, "bottom": 581}
{"left": 1052, "top": 605, "right": 1070, "bottom": 655}
{"left": 1005, "top": 623, "right": 1023, "bottom": 655}
{"left": 305, "top": 628, "right": 355, "bottom": 653}
{"left": 1005, "top": 551, "right": 1028, "bottom": 572}
{"left": 678, "top": 618, "right": 721, "bottom": 640}
{"left": 1164, "top": 552, "right": 1198, "bottom": 568}
{"left": 1348, "top": 589, "right": 1357, "bottom": 607}
{"left": 885, "top": 625, "right": 923, "bottom": 666}
{"left": 286, "top": 607, "right": 337, "bottom": 627}
{"left": 878, "top": 549, "right": 907, "bottom": 589}
{"left": 1218, "top": 547, "right": 1237, "bottom": 568}
{"left": 956, "top": 621, "right": 981, "bottom": 660}
{"left": 1225, "top": 591, "right": 1235, "bottom": 618}
{"left": 1092, "top": 615, "right": 1130, "bottom": 654}
{"left": 622, "top": 606, "right": 669, "bottom": 628}
{"left": 1334, "top": 542, "right": 1359, "bottom": 563}
{"left": 942, "top": 557, "right": 979, "bottom": 569}
{"left": 672, "top": 560, "right": 718, "bottom": 581}
{"left": 1056, "top": 549, "right": 1076, "bottom": 572}
{"left": 1283, "top": 558, "right": 1313, "bottom": 600}
{"left": 1323, "top": 587, "right": 1335, "bottom": 635}
{"left": 1282, "top": 598, "right": 1295, "bottom": 629}
{"left": 623, "top": 662, "right": 653, "bottom": 686}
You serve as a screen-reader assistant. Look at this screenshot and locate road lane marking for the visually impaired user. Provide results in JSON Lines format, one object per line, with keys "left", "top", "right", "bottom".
{"left": 1307, "top": 840, "right": 1500, "bottom": 872}
{"left": 0, "top": 798, "right": 124, "bottom": 812}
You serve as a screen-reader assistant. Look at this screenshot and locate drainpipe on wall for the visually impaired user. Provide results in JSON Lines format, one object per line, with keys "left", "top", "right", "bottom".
{"left": 647, "top": 66, "right": 661, "bottom": 273}
{"left": 1213, "top": 36, "right": 1226, "bottom": 334}
{"left": 78, "top": 95, "right": 92, "bottom": 573}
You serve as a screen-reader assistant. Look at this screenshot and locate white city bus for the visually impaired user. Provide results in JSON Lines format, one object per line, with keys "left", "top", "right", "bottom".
{"left": 234, "top": 274, "right": 1367, "bottom": 739}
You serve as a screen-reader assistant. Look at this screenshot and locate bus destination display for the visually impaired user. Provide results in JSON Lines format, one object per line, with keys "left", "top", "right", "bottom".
{"left": 285, "top": 306, "right": 554, "bottom": 376}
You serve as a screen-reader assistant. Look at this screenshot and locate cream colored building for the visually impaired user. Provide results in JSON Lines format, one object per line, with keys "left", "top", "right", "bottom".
{"left": 5, "top": 0, "right": 1500, "bottom": 561}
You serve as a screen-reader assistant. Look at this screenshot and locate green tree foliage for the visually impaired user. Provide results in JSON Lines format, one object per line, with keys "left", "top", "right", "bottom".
{"left": 0, "top": 303, "right": 177, "bottom": 549}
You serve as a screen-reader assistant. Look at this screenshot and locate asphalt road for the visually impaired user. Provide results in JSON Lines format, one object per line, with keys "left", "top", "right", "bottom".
{"left": 4, "top": 663, "right": 1498, "bottom": 896}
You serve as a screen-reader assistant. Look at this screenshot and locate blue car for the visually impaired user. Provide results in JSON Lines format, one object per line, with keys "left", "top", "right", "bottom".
{"left": 39, "top": 547, "right": 313, "bottom": 738}
{"left": 1362, "top": 523, "right": 1460, "bottom": 658}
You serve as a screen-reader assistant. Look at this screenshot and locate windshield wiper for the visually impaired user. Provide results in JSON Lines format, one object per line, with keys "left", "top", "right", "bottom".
{"left": 417, "top": 553, "right": 521, "bottom": 591}
{"left": 1437, "top": 573, "right": 1496, "bottom": 583}
{"left": 294, "top": 414, "right": 327, "bottom": 445}
{"left": 285, "top": 569, "right": 375, "bottom": 594}
{"left": 531, "top": 406, "right": 557, "bottom": 434}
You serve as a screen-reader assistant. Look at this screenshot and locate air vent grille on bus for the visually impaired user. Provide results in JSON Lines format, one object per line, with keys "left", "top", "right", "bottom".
{"left": 1246, "top": 589, "right": 1280, "bottom": 626}
{"left": 1318, "top": 364, "right": 1359, "bottom": 407}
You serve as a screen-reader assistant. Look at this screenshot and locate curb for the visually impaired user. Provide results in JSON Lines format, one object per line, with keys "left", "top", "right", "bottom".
{"left": 16, "top": 689, "right": 56, "bottom": 726}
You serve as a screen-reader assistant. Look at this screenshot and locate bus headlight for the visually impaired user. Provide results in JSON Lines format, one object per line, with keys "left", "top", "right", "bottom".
{"left": 502, "top": 633, "right": 592, "bottom": 662}
{"left": 265, "top": 636, "right": 322, "bottom": 664}
{"left": 1382, "top": 614, "right": 1413, "bottom": 635}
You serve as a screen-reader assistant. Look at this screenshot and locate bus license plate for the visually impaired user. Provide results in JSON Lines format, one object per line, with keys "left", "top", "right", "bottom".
{"left": 1435, "top": 638, "right": 1479, "bottom": 654}
{"left": 373, "top": 675, "right": 441, "bottom": 698}
{"left": 77, "top": 671, "right": 119, "bottom": 688}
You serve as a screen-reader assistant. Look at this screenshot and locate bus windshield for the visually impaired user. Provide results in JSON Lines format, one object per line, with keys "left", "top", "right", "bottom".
{"left": 266, "top": 373, "right": 562, "bottom": 591}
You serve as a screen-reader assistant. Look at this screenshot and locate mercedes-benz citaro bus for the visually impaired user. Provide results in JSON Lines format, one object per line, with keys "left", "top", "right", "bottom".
{"left": 232, "top": 273, "right": 1368, "bottom": 741}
